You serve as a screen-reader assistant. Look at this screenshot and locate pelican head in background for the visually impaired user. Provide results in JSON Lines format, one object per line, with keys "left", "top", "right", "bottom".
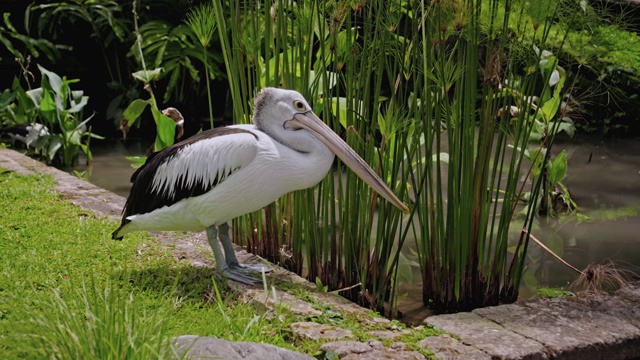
{"left": 161, "top": 107, "right": 185, "bottom": 140}
{"left": 119, "top": 107, "right": 185, "bottom": 141}
{"left": 112, "top": 88, "right": 409, "bottom": 284}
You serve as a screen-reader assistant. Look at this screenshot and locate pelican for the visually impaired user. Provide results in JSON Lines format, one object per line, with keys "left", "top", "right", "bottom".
{"left": 119, "top": 107, "right": 185, "bottom": 141}
{"left": 112, "top": 88, "right": 408, "bottom": 284}
{"left": 161, "top": 107, "right": 185, "bottom": 140}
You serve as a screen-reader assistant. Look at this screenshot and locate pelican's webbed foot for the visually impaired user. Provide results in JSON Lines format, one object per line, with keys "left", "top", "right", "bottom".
{"left": 229, "top": 262, "right": 271, "bottom": 274}
{"left": 218, "top": 264, "right": 261, "bottom": 284}
{"left": 206, "top": 223, "right": 270, "bottom": 285}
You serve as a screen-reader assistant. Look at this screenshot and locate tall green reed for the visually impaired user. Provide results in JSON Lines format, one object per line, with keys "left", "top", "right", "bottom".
{"left": 214, "top": 0, "right": 578, "bottom": 314}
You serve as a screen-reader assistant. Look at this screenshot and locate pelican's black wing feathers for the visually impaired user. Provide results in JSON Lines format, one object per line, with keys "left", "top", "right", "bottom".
{"left": 112, "top": 127, "right": 258, "bottom": 239}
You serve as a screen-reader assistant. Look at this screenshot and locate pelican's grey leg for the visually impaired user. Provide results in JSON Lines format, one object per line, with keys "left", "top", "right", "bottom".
{"left": 205, "top": 225, "right": 259, "bottom": 284}
{"left": 218, "top": 222, "right": 271, "bottom": 274}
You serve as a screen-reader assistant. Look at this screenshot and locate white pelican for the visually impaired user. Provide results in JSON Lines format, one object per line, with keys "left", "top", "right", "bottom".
{"left": 112, "top": 88, "right": 408, "bottom": 284}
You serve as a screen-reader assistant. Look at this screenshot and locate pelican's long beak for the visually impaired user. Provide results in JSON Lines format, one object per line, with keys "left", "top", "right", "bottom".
{"left": 292, "top": 112, "right": 409, "bottom": 213}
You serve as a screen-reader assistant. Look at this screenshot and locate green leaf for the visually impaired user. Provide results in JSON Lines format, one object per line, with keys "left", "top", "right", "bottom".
{"left": 68, "top": 95, "right": 89, "bottom": 113}
{"left": 68, "top": 129, "right": 82, "bottom": 146}
{"left": 132, "top": 68, "right": 163, "bottom": 84}
{"left": 539, "top": 67, "right": 566, "bottom": 122}
{"left": 122, "top": 99, "right": 150, "bottom": 127}
{"left": 549, "top": 150, "right": 567, "bottom": 184}
{"left": 26, "top": 88, "right": 44, "bottom": 108}
{"left": 328, "top": 97, "right": 367, "bottom": 129}
{"left": 551, "top": 120, "right": 575, "bottom": 137}
{"left": 47, "top": 136, "right": 63, "bottom": 162}
{"left": 9, "top": 79, "right": 36, "bottom": 123}
{"left": 314, "top": 277, "right": 328, "bottom": 292}
{"left": 529, "top": 147, "right": 546, "bottom": 177}
{"left": 151, "top": 106, "right": 176, "bottom": 151}
{"left": 0, "top": 88, "right": 15, "bottom": 109}
{"left": 125, "top": 156, "right": 148, "bottom": 169}
{"left": 432, "top": 152, "right": 450, "bottom": 164}
{"left": 309, "top": 70, "right": 338, "bottom": 96}
{"left": 75, "top": 113, "right": 96, "bottom": 132}
{"left": 39, "top": 90, "right": 59, "bottom": 125}
{"left": 37, "top": 65, "right": 63, "bottom": 96}
{"left": 63, "top": 143, "right": 79, "bottom": 166}
{"left": 539, "top": 93, "right": 560, "bottom": 123}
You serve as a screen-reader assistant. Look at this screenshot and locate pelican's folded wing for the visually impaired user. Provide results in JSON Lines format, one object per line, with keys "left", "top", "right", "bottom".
{"left": 122, "top": 127, "right": 259, "bottom": 220}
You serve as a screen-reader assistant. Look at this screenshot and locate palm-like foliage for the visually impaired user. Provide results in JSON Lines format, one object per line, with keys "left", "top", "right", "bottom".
{"left": 185, "top": 3, "right": 217, "bottom": 128}
{"left": 28, "top": 0, "right": 130, "bottom": 82}
{"left": 134, "top": 20, "right": 224, "bottom": 104}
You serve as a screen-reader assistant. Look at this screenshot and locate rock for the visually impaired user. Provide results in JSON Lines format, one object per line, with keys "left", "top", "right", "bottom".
{"left": 240, "top": 288, "right": 323, "bottom": 316}
{"left": 366, "top": 316, "right": 392, "bottom": 326}
{"left": 425, "top": 312, "right": 548, "bottom": 359}
{"left": 590, "top": 284, "right": 640, "bottom": 329}
{"left": 172, "top": 335, "right": 313, "bottom": 360}
{"left": 342, "top": 349, "right": 424, "bottom": 360}
{"left": 320, "top": 340, "right": 426, "bottom": 360}
{"left": 617, "top": 281, "right": 640, "bottom": 302}
{"left": 367, "top": 329, "right": 411, "bottom": 340}
{"left": 290, "top": 322, "right": 354, "bottom": 341}
{"left": 419, "top": 334, "right": 491, "bottom": 360}
{"left": 475, "top": 298, "right": 640, "bottom": 360}
{"left": 319, "top": 340, "right": 372, "bottom": 357}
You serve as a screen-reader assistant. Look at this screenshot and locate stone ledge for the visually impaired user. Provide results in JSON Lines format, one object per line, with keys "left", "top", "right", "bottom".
{"left": 172, "top": 335, "right": 314, "bottom": 360}
{"left": 425, "top": 288, "right": 640, "bottom": 360}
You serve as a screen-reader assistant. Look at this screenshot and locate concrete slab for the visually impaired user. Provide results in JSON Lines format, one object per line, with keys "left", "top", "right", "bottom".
{"left": 570, "top": 286, "right": 640, "bottom": 329}
{"left": 290, "top": 321, "right": 354, "bottom": 341}
{"left": 425, "top": 312, "right": 549, "bottom": 359}
{"left": 319, "top": 340, "right": 426, "bottom": 360}
{"left": 173, "top": 335, "right": 314, "bottom": 360}
{"left": 418, "top": 334, "right": 492, "bottom": 360}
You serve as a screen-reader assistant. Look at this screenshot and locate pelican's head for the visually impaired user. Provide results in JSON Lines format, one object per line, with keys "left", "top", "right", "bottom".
{"left": 253, "top": 88, "right": 312, "bottom": 128}
{"left": 252, "top": 87, "right": 409, "bottom": 213}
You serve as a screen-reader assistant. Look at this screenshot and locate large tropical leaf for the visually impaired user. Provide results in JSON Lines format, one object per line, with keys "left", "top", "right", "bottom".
{"left": 135, "top": 21, "right": 224, "bottom": 102}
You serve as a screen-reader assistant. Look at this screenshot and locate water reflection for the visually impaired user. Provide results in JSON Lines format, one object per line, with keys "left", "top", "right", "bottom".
{"left": 533, "top": 137, "right": 640, "bottom": 285}
{"left": 73, "top": 139, "right": 152, "bottom": 197}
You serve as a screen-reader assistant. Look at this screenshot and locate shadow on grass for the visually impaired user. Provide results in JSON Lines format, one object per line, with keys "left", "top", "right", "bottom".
{"left": 113, "top": 265, "right": 239, "bottom": 305}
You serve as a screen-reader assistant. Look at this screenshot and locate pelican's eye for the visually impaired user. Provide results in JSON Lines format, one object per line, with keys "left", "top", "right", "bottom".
{"left": 293, "top": 100, "right": 306, "bottom": 111}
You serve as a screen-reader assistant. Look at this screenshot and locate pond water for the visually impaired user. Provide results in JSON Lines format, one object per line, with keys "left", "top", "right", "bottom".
{"left": 72, "top": 136, "right": 640, "bottom": 323}
{"left": 72, "top": 139, "right": 152, "bottom": 198}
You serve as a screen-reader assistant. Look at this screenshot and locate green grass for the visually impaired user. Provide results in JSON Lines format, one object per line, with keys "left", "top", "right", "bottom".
{"left": 0, "top": 169, "right": 439, "bottom": 359}
{"left": 0, "top": 169, "right": 309, "bottom": 358}
{"left": 536, "top": 287, "right": 573, "bottom": 298}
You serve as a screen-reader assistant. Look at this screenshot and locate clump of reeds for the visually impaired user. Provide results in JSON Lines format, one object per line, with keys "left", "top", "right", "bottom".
{"left": 213, "top": 0, "right": 609, "bottom": 316}
{"left": 529, "top": 231, "right": 632, "bottom": 294}
{"left": 568, "top": 260, "right": 631, "bottom": 294}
